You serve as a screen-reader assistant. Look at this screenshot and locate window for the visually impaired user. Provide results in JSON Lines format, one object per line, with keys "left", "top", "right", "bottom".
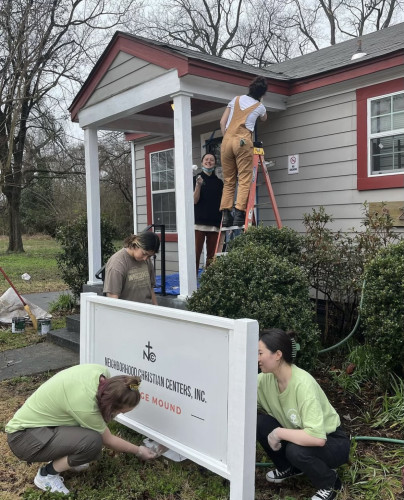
{"left": 145, "top": 140, "right": 177, "bottom": 240}
{"left": 369, "top": 92, "right": 404, "bottom": 175}
{"left": 357, "top": 79, "right": 404, "bottom": 191}
{"left": 150, "top": 148, "right": 176, "bottom": 231}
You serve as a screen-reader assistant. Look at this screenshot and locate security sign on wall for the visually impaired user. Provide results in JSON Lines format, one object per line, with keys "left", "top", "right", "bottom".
{"left": 288, "top": 154, "right": 299, "bottom": 174}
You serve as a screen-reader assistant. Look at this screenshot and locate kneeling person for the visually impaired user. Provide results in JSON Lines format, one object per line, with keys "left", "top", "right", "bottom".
{"left": 6, "top": 364, "right": 156, "bottom": 495}
{"left": 257, "top": 329, "right": 350, "bottom": 500}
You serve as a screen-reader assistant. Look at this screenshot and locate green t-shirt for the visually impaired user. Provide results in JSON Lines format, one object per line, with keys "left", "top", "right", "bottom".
{"left": 6, "top": 364, "right": 110, "bottom": 434}
{"left": 257, "top": 365, "right": 340, "bottom": 439}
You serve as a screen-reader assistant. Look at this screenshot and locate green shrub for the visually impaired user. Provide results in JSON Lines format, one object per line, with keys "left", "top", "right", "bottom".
{"left": 55, "top": 215, "right": 117, "bottom": 298}
{"left": 227, "top": 224, "right": 303, "bottom": 263}
{"left": 187, "top": 243, "right": 320, "bottom": 370}
{"left": 361, "top": 240, "right": 404, "bottom": 375}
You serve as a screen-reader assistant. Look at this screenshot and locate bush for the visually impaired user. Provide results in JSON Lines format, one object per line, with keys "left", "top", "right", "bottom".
{"left": 361, "top": 240, "right": 404, "bottom": 376}
{"left": 55, "top": 215, "right": 117, "bottom": 298}
{"left": 187, "top": 243, "right": 320, "bottom": 370}
{"left": 227, "top": 224, "right": 303, "bottom": 264}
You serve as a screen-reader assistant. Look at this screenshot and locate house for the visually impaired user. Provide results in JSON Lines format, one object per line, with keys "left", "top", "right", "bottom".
{"left": 69, "top": 22, "right": 404, "bottom": 299}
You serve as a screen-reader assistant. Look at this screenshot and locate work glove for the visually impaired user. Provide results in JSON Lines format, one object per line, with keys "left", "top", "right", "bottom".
{"left": 267, "top": 428, "right": 282, "bottom": 451}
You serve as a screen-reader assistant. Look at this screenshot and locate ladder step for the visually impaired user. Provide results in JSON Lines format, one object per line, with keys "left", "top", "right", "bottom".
{"left": 221, "top": 225, "right": 245, "bottom": 231}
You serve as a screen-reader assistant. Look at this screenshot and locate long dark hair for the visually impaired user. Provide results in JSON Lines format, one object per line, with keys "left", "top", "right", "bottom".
{"left": 96, "top": 374, "right": 142, "bottom": 422}
{"left": 124, "top": 231, "right": 160, "bottom": 254}
{"left": 248, "top": 76, "right": 268, "bottom": 101}
{"left": 259, "top": 328, "right": 297, "bottom": 364}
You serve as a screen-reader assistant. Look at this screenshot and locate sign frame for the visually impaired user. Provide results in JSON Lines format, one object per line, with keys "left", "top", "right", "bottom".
{"left": 80, "top": 293, "right": 258, "bottom": 500}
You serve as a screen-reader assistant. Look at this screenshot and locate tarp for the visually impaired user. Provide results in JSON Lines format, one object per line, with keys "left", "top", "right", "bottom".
{"left": 0, "top": 288, "right": 52, "bottom": 325}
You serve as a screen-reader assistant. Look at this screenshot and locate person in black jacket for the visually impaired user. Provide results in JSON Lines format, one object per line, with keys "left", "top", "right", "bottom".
{"left": 193, "top": 153, "right": 223, "bottom": 274}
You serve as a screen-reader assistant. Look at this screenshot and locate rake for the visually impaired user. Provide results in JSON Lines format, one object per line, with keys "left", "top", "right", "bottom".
{"left": 0, "top": 266, "right": 38, "bottom": 330}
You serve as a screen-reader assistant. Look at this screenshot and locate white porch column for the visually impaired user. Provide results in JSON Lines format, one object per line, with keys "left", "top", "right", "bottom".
{"left": 84, "top": 128, "right": 102, "bottom": 285}
{"left": 171, "top": 91, "right": 197, "bottom": 297}
{"left": 130, "top": 141, "right": 138, "bottom": 234}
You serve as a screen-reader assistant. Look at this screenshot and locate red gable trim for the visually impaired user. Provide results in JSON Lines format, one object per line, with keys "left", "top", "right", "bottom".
{"left": 144, "top": 140, "right": 178, "bottom": 242}
{"left": 291, "top": 54, "right": 404, "bottom": 94}
{"left": 69, "top": 34, "right": 190, "bottom": 122}
{"left": 357, "top": 77, "right": 404, "bottom": 191}
{"left": 186, "top": 60, "right": 290, "bottom": 95}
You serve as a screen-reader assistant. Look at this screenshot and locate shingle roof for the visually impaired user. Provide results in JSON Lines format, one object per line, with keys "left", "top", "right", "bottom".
{"left": 124, "top": 22, "right": 404, "bottom": 81}
{"left": 261, "top": 22, "right": 404, "bottom": 79}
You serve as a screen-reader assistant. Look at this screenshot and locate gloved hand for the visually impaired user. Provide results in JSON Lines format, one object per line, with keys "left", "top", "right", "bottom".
{"left": 136, "top": 445, "right": 157, "bottom": 461}
{"left": 267, "top": 428, "right": 282, "bottom": 451}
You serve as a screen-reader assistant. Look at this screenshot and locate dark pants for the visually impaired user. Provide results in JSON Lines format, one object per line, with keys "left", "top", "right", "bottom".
{"left": 257, "top": 414, "right": 351, "bottom": 489}
{"left": 7, "top": 426, "right": 103, "bottom": 467}
{"left": 195, "top": 230, "right": 218, "bottom": 272}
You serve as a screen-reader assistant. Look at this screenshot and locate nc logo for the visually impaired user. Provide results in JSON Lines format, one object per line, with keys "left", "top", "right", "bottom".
{"left": 143, "top": 341, "right": 156, "bottom": 362}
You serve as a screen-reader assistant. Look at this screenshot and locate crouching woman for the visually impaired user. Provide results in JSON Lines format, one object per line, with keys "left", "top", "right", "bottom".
{"left": 6, "top": 364, "right": 156, "bottom": 495}
{"left": 257, "top": 329, "right": 350, "bottom": 500}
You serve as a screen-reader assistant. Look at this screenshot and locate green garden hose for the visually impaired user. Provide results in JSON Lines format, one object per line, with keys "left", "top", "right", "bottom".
{"left": 318, "top": 280, "right": 365, "bottom": 354}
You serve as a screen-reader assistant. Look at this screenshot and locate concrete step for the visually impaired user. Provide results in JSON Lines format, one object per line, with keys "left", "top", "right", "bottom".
{"left": 47, "top": 327, "right": 80, "bottom": 353}
{"left": 66, "top": 314, "right": 80, "bottom": 333}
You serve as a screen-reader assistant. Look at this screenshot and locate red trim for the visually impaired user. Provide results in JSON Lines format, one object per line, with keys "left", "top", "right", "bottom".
{"left": 125, "top": 133, "right": 150, "bottom": 141}
{"left": 356, "top": 78, "right": 404, "bottom": 191}
{"left": 291, "top": 54, "right": 404, "bottom": 94}
{"left": 186, "top": 60, "right": 289, "bottom": 95}
{"left": 144, "top": 140, "right": 178, "bottom": 242}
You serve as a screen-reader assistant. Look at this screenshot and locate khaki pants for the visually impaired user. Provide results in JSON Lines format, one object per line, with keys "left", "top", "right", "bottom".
{"left": 7, "top": 426, "right": 103, "bottom": 466}
{"left": 220, "top": 135, "right": 254, "bottom": 211}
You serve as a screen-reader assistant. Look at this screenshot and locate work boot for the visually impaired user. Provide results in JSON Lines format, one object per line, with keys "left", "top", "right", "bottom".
{"left": 221, "top": 209, "right": 233, "bottom": 228}
{"left": 233, "top": 208, "right": 246, "bottom": 227}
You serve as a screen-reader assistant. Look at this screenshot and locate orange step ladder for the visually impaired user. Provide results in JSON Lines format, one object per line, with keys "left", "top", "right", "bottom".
{"left": 214, "top": 146, "right": 282, "bottom": 257}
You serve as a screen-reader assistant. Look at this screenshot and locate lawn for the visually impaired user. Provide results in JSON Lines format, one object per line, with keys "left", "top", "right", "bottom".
{"left": 0, "top": 235, "right": 67, "bottom": 294}
{"left": 1, "top": 236, "right": 404, "bottom": 499}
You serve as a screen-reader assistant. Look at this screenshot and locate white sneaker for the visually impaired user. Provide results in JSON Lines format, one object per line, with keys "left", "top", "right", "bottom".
{"left": 70, "top": 463, "right": 90, "bottom": 472}
{"left": 34, "top": 468, "right": 70, "bottom": 495}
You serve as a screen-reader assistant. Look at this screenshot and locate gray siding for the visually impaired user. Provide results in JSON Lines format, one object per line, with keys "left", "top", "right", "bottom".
{"left": 258, "top": 68, "right": 404, "bottom": 235}
{"left": 86, "top": 53, "right": 167, "bottom": 108}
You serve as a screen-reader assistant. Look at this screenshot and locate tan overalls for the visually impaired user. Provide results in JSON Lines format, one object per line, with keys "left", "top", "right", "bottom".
{"left": 219, "top": 96, "right": 261, "bottom": 211}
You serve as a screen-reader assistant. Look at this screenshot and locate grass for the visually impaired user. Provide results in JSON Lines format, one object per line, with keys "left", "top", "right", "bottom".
{"left": 1, "top": 372, "right": 404, "bottom": 499}
{"left": 0, "top": 235, "right": 67, "bottom": 294}
{"left": 1, "top": 235, "right": 404, "bottom": 499}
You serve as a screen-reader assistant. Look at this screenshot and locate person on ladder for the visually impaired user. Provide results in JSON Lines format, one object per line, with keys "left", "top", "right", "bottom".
{"left": 219, "top": 76, "right": 268, "bottom": 228}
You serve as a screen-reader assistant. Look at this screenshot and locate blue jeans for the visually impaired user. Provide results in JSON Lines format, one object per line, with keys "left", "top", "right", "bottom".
{"left": 257, "top": 413, "right": 350, "bottom": 489}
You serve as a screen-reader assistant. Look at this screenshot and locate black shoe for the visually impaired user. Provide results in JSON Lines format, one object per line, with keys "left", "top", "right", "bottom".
{"left": 233, "top": 208, "right": 246, "bottom": 227}
{"left": 221, "top": 209, "right": 233, "bottom": 228}
{"left": 266, "top": 466, "right": 303, "bottom": 484}
{"left": 311, "top": 476, "right": 342, "bottom": 500}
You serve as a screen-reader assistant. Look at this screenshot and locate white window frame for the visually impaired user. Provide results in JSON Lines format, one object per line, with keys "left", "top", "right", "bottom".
{"left": 367, "top": 90, "right": 404, "bottom": 177}
{"left": 150, "top": 147, "right": 176, "bottom": 232}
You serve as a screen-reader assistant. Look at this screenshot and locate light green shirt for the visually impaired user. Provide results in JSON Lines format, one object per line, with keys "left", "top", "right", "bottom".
{"left": 6, "top": 364, "right": 110, "bottom": 434}
{"left": 257, "top": 365, "right": 340, "bottom": 439}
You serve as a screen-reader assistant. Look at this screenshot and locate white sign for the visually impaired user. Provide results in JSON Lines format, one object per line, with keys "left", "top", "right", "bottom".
{"left": 80, "top": 293, "right": 258, "bottom": 500}
{"left": 288, "top": 154, "right": 299, "bottom": 174}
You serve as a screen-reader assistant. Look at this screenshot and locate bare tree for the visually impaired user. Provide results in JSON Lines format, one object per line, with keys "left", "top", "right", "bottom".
{"left": 0, "top": 0, "right": 142, "bottom": 252}
{"left": 137, "top": 0, "right": 246, "bottom": 57}
{"left": 284, "top": 0, "right": 403, "bottom": 51}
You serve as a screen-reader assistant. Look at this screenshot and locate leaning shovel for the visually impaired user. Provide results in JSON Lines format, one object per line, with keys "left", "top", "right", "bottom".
{"left": 0, "top": 267, "right": 38, "bottom": 330}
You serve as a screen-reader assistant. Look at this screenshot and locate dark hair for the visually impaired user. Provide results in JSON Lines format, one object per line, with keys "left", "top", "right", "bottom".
{"left": 201, "top": 152, "right": 217, "bottom": 163}
{"left": 259, "top": 328, "right": 297, "bottom": 364}
{"left": 248, "top": 76, "right": 268, "bottom": 101}
{"left": 97, "top": 374, "right": 142, "bottom": 422}
{"left": 124, "top": 231, "right": 160, "bottom": 254}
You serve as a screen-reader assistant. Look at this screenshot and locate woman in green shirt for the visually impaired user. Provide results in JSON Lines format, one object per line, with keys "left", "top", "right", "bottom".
{"left": 6, "top": 364, "right": 157, "bottom": 495}
{"left": 257, "top": 329, "right": 350, "bottom": 500}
